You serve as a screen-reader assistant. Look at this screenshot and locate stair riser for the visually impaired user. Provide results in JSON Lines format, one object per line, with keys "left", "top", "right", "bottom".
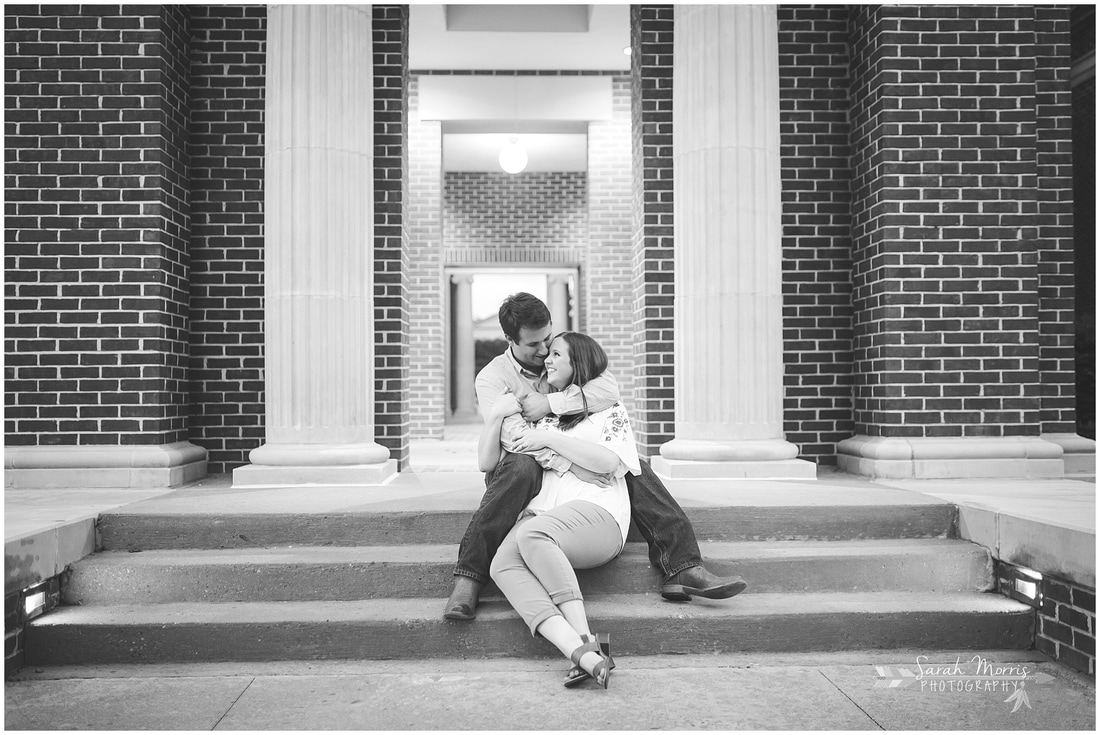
{"left": 62, "top": 551, "right": 994, "bottom": 605}
{"left": 24, "top": 611, "right": 1033, "bottom": 666}
{"left": 96, "top": 506, "right": 958, "bottom": 550}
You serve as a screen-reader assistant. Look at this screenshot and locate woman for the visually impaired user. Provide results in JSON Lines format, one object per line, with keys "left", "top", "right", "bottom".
{"left": 481, "top": 332, "right": 640, "bottom": 690}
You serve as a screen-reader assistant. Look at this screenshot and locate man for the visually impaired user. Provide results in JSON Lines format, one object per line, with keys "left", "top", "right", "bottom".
{"left": 443, "top": 292, "right": 747, "bottom": 620}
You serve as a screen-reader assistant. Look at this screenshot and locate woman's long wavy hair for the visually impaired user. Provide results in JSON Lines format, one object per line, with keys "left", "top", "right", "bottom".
{"left": 553, "top": 332, "right": 609, "bottom": 431}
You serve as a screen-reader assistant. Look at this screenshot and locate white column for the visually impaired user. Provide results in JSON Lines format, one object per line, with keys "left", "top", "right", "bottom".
{"left": 547, "top": 275, "right": 571, "bottom": 333}
{"left": 234, "top": 5, "right": 395, "bottom": 487}
{"left": 451, "top": 274, "right": 478, "bottom": 420}
{"left": 653, "top": 5, "right": 815, "bottom": 480}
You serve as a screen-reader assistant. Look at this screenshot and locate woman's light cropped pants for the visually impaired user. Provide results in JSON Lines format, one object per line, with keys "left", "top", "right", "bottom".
{"left": 489, "top": 500, "right": 622, "bottom": 636}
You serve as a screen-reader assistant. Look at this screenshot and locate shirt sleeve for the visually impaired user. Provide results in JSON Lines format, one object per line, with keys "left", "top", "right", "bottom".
{"left": 546, "top": 371, "right": 620, "bottom": 416}
{"left": 597, "top": 403, "right": 641, "bottom": 478}
{"left": 476, "top": 359, "right": 571, "bottom": 474}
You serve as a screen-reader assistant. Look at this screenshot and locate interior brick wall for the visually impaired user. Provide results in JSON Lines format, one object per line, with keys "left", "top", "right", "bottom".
{"left": 442, "top": 172, "right": 588, "bottom": 263}
{"left": 407, "top": 76, "right": 446, "bottom": 439}
{"left": 587, "top": 76, "right": 636, "bottom": 420}
{"left": 629, "top": 5, "right": 676, "bottom": 457}
{"left": 187, "top": 5, "right": 266, "bottom": 474}
{"left": 6, "top": 4, "right": 193, "bottom": 449}
{"left": 778, "top": 5, "right": 856, "bottom": 463}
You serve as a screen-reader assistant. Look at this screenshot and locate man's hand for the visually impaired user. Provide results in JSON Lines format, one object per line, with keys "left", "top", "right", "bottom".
{"left": 513, "top": 431, "right": 555, "bottom": 454}
{"left": 520, "top": 393, "right": 553, "bottom": 422}
{"left": 570, "top": 465, "right": 614, "bottom": 488}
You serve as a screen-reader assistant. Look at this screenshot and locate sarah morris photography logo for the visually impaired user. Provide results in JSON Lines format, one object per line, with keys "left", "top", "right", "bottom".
{"left": 873, "top": 655, "right": 1055, "bottom": 713}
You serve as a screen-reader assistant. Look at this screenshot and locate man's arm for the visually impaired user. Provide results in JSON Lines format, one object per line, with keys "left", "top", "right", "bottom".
{"left": 522, "top": 371, "right": 621, "bottom": 422}
{"left": 475, "top": 367, "right": 572, "bottom": 474}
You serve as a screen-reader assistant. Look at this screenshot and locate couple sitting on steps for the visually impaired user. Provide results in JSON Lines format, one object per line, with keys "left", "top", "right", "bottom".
{"left": 444, "top": 292, "right": 747, "bottom": 690}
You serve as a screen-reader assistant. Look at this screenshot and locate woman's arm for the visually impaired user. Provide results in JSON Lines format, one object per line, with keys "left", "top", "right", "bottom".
{"left": 512, "top": 431, "right": 620, "bottom": 474}
{"left": 478, "top": 393, "right": 523, "bottom": 471}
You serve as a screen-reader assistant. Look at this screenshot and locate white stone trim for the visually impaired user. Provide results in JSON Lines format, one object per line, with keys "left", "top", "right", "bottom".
{"left": 837, "top": 435, "right": 1066, "bottom": 479}
{"left": 4, "top": 442, "right": 208, "bottom": 489}
{"left": 1042, "top": 433, "right": 1097, "bottom": 476}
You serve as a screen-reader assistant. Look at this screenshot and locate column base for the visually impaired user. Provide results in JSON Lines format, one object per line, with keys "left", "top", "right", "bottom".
{"left": 232, "top": 461, "right": 398, "bottom": 487}
{"left": 655, "top": 438, "right": 817, "bottom": 479}
{"left": 4, "top": 442, "right": 208, "bottom": 489}
{"left": 1042, "top": 433, "right": 1096, "bottom": 476}
{"left": 837, "top": 435, "right": 1065, "bottom": 480}
{"left": 651, "top": 456, "right": 817, "bottom": 479}
{"left": 233, "top": 442, "right": 397, "bottom": 487}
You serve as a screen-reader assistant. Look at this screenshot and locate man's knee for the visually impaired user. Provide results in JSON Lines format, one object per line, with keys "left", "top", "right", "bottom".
{"left": 497, "top": 451, "right": 542, "bottom": 479}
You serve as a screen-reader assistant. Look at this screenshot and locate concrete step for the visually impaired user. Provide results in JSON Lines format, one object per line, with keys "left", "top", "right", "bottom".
{"left": 62, "top": 539, "right": 993, "bottom": 605}
{"left": 95, "top": 503, "right": 958, "bottom": 550}
{"left": 25, "top": 592, "right": 1034, "bottom": 666}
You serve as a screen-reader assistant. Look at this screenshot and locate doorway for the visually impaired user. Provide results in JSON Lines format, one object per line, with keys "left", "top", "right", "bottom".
{"left": 444, "top": 266, "right": 580, "bottom": 423}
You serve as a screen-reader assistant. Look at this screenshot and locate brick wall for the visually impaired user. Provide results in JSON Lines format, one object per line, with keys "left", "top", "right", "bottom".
{"left": 1033, "top": 5, "right": 1077, "bottom": 435}
{"left": 373, "top": 6, "right": 411, "bottom": 468}
{"left": 442, "top": 172, "right": 588, "bottom": 263}
{"left": 629, "top": 5, "right": 676, "bottom": 457}
{"left": 1037, "top": 574, "right": 1096, "bottom": 676}
{"left": 587, "top": 77, "right": 636, "bottom": 419}
{"left": 847, "top": 5, "right": 1053, "bottom": 440}
{"left": 6, "top": 5, "right": 193, "bottom": 449}
{"left": 187, "top": 5, "right": 266, "bottom": 474}
{"left": 407, "top": 76, "right": 446, "bottom": 438}
{"left": 778, "top": 5, "right": 856, "bottom": 463}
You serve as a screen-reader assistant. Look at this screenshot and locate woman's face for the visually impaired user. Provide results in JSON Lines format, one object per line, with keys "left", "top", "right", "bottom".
{"left": 544, "top": 337, "right": 574, "bottom": 390}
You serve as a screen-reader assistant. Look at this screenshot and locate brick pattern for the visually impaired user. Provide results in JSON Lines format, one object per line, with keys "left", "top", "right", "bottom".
{"left": 847, "top": 5, "right": 1049, "bottom": 439}
{"left": 187, "top": 5, "right": 266, "bottom": 474}
{"left": 586, "top": 77, "right": 636, "bottom": 420}
{"left": 407, "top": 76, "right": 446, "bottom": 438}
{"left": 778, "top": 5, "right": 856, "bottom": 464}
{"left": 5, "top": 5, "right": 193, "bottom": 449}
{"left": 1033, "top": 5, "right": 1077, "bottom": 434}
{"left": 1036, "top": 574, "right": 1096, "bottom": 676}
{"left": 442, "top": 172, "right": 588, "bottom": 263}
{"left": 629, "top": 5, "right": 676, "bottom": 457}
{"left": 373, "top": 6, "right": 411, "bottom": 468}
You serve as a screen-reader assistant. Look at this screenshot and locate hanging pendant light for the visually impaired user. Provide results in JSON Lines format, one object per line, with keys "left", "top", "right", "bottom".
{"left": 499, "top": 137, "right": 528, "bottom": 174}
{"left": 499, "top": 77, "right": 527, "bottom": 174}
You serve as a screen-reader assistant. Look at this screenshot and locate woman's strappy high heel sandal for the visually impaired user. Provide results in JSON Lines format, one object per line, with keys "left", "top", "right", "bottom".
{"left": 565, "top": 633, "right": 612, "bottom": 689}
{"left": 563, "top": 633, "right": 615, "bottom": 687}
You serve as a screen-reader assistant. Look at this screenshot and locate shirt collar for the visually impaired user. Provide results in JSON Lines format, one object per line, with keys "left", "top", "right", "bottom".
{"left": 505, "top": 346, "right": 545, "bottom": 380}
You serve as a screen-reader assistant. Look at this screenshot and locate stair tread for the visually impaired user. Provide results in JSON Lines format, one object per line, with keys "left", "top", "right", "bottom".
{"left": 73, "top": 538, "right": 985, "bottom": 566}
{"left": 34, "top": 591, "right": 1031, "bottom": 626}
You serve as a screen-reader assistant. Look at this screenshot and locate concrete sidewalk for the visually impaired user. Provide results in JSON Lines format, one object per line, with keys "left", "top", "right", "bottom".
{"left": 5, "top": 650, "right": 1095, "bottom": 730}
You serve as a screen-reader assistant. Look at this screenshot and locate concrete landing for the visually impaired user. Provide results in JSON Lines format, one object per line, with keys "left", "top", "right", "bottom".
{"left": 6, "top": 651, "right": 1095, "bottom": 731}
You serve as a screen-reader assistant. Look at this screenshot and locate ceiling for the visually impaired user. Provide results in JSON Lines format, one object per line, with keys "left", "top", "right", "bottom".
{"left": 408, "top": 4, "right": 631, "bottom": 172}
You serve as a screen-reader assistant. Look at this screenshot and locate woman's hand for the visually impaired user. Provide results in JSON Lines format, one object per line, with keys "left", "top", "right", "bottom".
{"left": 512, "top": 430, "right": 555, "bottom": 453}
{"left": 490, "top": 393, "right": 522, "bottom": 420}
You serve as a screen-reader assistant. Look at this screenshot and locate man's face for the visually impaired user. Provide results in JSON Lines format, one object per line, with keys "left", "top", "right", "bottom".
{"left": 508, "top": 323, "right": 553, "bottom": 369}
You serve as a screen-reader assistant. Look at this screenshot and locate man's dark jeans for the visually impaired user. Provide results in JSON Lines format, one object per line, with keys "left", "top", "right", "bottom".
{"left": 454, "top": 452, "right": 703, "bottom": 585}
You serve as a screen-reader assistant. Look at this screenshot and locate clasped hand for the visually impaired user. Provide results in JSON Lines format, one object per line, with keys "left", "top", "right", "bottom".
{"left": 512, "top": 430, "right": 554, "bottom": 453}
{"left": 490, "top": 393, "right": 522, "bottom": 420}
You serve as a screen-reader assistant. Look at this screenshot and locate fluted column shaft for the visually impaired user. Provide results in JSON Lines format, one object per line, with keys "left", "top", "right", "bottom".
{"left": 451, "top": 275, "right": 476, "bottom": 417}
{"left": 235, "top": 5, "right": 393, "bottom": 485}
{"left": 655, "top": 5, "right": 814, "bottom": 478}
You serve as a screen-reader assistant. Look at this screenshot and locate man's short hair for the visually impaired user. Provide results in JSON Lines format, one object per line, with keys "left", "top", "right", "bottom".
{"left": 498, "top": 292, "right": 551, "bottom": 343}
